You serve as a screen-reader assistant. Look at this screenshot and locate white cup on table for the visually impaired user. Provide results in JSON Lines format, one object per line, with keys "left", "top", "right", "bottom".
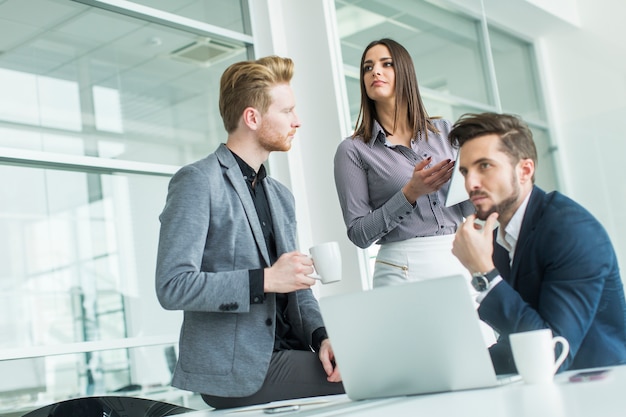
{"left": 509, "top": 328, "right": 569, "bottom": 384}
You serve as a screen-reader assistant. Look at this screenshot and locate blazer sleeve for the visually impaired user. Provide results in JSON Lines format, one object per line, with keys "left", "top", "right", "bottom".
{"left": 155, "top": 163, "right": 252, "bottom": 313}
{"left": 480, "top": 200, "right": 614, "bottom": 373}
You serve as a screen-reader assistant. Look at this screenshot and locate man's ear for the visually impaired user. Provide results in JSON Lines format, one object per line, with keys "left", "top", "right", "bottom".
{"left": 242, "top": 107, "right": 260, "bottom": 130}
{"left": 518, "top": 158, "right": 535, "bottom": 184}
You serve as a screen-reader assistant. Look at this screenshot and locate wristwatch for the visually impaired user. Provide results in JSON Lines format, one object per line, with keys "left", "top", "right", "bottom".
{"left": 471, "top": 268, "right": 500, "bottom": 292}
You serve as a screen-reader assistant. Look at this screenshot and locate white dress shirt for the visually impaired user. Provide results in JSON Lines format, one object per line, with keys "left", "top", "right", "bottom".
{"left": 476, "top": 192, "right": 531, "bottom": 303}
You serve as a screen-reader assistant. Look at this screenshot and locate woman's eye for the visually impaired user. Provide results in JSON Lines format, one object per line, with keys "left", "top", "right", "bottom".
{"left": 363, "top": 65, "right": 373, "bottom": 72}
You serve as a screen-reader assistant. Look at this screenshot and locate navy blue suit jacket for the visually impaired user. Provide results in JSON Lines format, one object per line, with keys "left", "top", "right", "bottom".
{"left": 479, "top": 187, "right": 626, "bottom": 374}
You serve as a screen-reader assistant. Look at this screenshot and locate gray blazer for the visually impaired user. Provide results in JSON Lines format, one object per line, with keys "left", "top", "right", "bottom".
{"left": 156, "top": 144, "right": 325, "bottom": 397}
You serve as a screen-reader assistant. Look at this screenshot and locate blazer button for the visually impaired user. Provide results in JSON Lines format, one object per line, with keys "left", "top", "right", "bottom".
{"left": 265, "top": 318, "right": 273, "bottom": 326}
{"left": 219, "top": 302, "right": 239, "bottom": 311}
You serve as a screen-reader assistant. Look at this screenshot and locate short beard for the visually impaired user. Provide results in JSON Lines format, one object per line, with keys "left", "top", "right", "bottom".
{"left": 474, "top": 173, "right": 520, "bottom": 221}
{"left": 258, "top": 121, "right": 291, "bottom": 153}
{"left": 475, "top": 194, "right": 518, "bottom": 221}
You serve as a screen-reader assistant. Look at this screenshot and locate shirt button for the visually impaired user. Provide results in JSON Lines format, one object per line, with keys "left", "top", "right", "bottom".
{"left": 253, "top": 296, "right": 260, "bottom": 303}
{"left": 265, "top": 318, "right": 273, "bottom": 326}
{"left": 440, "top": 225, "right": 444, "bottom": 229}
{"left": 433, "top": 202, "right": 437, "bottom": 206}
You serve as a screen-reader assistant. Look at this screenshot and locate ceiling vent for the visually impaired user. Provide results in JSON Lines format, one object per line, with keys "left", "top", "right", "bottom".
{"left": 169, "top": 38, "right": 243, "bottom": 67}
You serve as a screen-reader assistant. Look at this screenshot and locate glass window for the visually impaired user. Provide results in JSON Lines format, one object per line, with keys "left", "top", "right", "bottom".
{"left": 530, "top": 127, "right": 558, "bottom": 191}
{"left": 0, "top": 1, "right": 253, "bottom": 412}
{"left": 0, "top": 0, "right": 248, "bottom": 166}
{"left": 0, "top": 162, "right": 191, "bottom": 409}
{"left": 0, "top": 344, "right": 191, "bottom": 413}
{"left": 489, "top": 27, "right": 546, "bottom": 121}
{"left": 0, "top": 165, "right": 176, "bottom": 349}
{"left": 129, "top": 0, "right": 248, "bottom": 34}
{"left": 336, "top": 0, "right": 492, "bottom": 108}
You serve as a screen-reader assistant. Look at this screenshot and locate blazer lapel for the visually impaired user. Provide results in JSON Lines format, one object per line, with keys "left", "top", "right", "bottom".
{"left": 216, "top": 145, "right": 271, "bottom": 267}
{"left": 509, "top": 187, "right": 545, "bottom": 286}
{"left": 493, "top": 239, "right": 511, "bottom": 279}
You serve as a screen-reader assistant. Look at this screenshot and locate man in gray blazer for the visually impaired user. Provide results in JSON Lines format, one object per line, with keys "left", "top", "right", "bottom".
{"left": 156, "top": 56, "right": 344, "bottom": 409}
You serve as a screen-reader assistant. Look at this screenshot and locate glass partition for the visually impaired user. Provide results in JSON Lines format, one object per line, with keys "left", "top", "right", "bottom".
{"left": 0, "top": 0, "right": 248, "bottom": 166}
{"left": 0, "top": 2, "right": 253, "bottom": 413}
{"left": 0, "top": 165, "right": 177, "bottom": 349}
{"left": 336, "top": 0, "right": 493, "bottom": 125}
{"left": 489, "top": 27, "right": 545, "bottom": 122}
{"left": 0, "top": 344, "right": 195, "bottom": 415}
{"left": 129, "top": 0, "right": 248, "bottom": 34}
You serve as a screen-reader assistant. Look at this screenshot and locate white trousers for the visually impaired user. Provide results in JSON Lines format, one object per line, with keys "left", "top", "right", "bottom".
{"left": 372, "top": 235, "right": 497, "bottom": 347}
{"left": 373, "top": 235, "right": 471, "bottom": 286}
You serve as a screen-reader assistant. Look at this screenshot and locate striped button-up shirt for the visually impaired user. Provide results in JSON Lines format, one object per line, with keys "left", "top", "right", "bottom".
{"left": 334, "top": 118, "right": 475, "bottom": 248}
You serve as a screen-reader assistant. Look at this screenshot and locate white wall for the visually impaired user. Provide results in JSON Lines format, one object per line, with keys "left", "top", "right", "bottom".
{"left": 538, "top": 0, "right": 626, "bottom": 266}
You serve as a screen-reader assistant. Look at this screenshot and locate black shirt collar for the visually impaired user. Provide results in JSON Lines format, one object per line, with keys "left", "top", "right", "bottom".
{"left": 230, "top": 150, "right": 267, "bottom": 187}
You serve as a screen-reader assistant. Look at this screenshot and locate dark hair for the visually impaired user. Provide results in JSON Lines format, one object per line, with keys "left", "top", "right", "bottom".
{"left": 352, "top": 38, "right": 437, "bottom": 142}
{"left": 449, "top": 112, "right": 538, "bottom": 182}
{"left": 219, "top": 56, "right": 294, "bottom": 133}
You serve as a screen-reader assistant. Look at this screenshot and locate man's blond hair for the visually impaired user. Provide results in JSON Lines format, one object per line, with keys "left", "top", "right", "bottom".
{"left": 219, "top": 56, "right": 294, "bottom": 133}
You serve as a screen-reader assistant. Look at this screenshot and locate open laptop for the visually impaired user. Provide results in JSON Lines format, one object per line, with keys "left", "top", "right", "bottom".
{"left": 319, "top": 275, "right": 516, "bottom": 401}
{"left": 444, "top": 151, "right": 469, "bottom": 207}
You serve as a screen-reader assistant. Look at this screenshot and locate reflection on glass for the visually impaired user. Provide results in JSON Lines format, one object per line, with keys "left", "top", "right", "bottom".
{"left": 0, "top": 165, "right": 175, "bottom": 350}
{"left": 0, "top": 0, "right": 250, "bottom": 415}
{"left": 336, "top": 0, "right": 491, "bottom": 106}
{"left": 93, "top": 86, "right": 124, "bottom": 134}
{"left": 489, "top": 27, "right": 545, "bottom": 121}
{"left": 129, "top": 0, "right": 247, "bottom": 34}
{"left": 0, "top": 163, "right": 188, "bottom": 412}
{"left": 0, "top": 69, "right": 81, "bottom": 131}
{"left": 0, "top": 1, "right": 248, "bottom": 166}
{"left": 530, "top": 127, "right": 558, "bottom": 191}
{"left": 0, "top": 346, "right": 193, "bottom": 415}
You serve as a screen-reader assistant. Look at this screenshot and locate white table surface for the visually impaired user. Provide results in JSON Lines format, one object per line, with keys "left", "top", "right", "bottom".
{"left": 181, "top": 365, "right": 626, "bottom": 417}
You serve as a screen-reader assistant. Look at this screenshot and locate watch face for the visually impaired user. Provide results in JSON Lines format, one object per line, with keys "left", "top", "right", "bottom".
{"left": 472, "top": 275, "right": 488, "bottom": 291}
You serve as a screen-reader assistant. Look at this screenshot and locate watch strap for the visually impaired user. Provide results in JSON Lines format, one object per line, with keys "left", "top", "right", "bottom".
{"left": 471, "top": 268, "right": 499, "bottom": 292}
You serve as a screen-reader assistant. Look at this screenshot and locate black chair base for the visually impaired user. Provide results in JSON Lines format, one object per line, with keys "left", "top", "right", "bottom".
{"left": 22, "top": 395, "right": 195, "bottom": 417}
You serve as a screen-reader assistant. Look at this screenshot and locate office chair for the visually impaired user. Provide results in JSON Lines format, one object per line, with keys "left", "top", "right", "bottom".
{"left": 21, "top": 395, "right": 194, "bottom": 417}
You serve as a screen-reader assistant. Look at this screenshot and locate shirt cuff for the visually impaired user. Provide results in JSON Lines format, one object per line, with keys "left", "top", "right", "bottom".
{"left": 312, "top": 327, "right": 328, "bottom": 352}
{"left": 249, "top": 269, "right": 265, "bottom": 304}
{"left": 476, "top": 276, "right": 503, "bottom": 303}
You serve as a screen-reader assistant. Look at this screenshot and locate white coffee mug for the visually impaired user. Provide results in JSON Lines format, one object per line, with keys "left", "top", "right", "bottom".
{"left": 309, "top": 241, "right": 342, "bottom": 284}
{"left": 509, "top": 328, "right": 569, "bottom": 384}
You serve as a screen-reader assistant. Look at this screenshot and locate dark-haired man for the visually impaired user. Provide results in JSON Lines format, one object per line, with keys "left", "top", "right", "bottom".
{"left": 449, "top": 112, "right": 626, "bottom": 374}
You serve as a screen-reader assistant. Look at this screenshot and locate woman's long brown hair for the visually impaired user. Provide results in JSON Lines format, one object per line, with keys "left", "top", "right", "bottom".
{"left": 352, "top": 38, "right": 437, "bottom": 142}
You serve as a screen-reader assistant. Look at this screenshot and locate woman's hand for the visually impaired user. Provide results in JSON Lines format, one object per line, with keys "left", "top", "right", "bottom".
{"left": 402, "top": 157, "right": 455, "bottom": 204}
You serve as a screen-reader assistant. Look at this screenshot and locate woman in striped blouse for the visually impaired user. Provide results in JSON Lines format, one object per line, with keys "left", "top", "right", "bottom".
{"left": 333, "top": 38, "right": 476, "bottom": 290}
